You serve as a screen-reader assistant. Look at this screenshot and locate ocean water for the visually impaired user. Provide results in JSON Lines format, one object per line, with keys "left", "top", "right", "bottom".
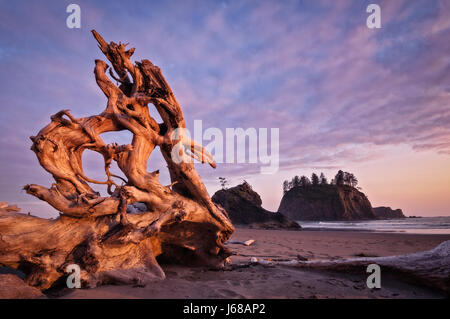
{"left": 298, "top": 216, "right": 450, "bottom": 234}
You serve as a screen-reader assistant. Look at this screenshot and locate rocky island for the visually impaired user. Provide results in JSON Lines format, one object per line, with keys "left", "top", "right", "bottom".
{"left": 373, "top": 206, "right": 406, "bottom": 219}
{"left": 212, "top": 182, "right": 301, "bottom": 230}
{"left": 278, "top": 184, "right": 376, "bottom": 221}
{"left": 278, "top": 171, "right": 406, "bottom": 221}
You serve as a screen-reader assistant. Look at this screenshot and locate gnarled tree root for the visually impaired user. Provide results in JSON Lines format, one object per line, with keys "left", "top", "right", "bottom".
{"left": 0, "top": 205, "right": 231, "bottom": 290}
{"left": 0, "top": 31, "right": 234, "bottom": 290}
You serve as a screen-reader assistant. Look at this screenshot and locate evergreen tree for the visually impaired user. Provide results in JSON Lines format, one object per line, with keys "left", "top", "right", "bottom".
{"left": 284, "top": 170, "right": 359, "bottom": 191}
{"left": 311, "top": 173, "right": 320, "bottom": 185}
{"left": 283, "top": 180, "right": 290, "bottom": 194}
{"left": 292, "top": 175, "right": 301, "bottom": 187}
{"left": 348, "top": 173, "right": 358, "bottom": 187}
{"left": 288, "top": 180, "right": 293, "bottom": 190}
{"left": 218, "top": 177, "right": 228, "bottom": 189}
{"left": 334, "top": 170, "right": 345, "bottom": 186}
{"left": 341, "top": 171, "right": 358, "bottom": 187}
{"left": 319, "top": 172, "right": 328, "bottom": 185}
{"left": 299, "top": 175, "right": 311, "bottom": 186}
{"left": 343, "top": 172, "right": 350, "bottom": 185}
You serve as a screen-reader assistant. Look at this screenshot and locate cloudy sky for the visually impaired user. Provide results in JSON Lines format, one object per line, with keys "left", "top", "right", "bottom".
{"left": 0, "top": 0, "right": 449, "bottom": 218}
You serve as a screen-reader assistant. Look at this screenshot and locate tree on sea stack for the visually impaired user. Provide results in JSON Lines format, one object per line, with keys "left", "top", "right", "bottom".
{"left": 219, "top": 177, "right": 229, "bottom": 190}
{"left": 283, "top": 180, "right": 290, "bottom": 194}
{"left": 0, "top": 31, "right": 234, "bottom": 290}
{"left": 299, "top": 176, "right": 311, "bottom": 187}
{"left": 319, "top": 172, "right": 328, "bottom": 185}
{"left": 334, "top": 170, "right": 345, "bottom": 186}
{"left": 311, "top": 173, "right": 320, "bottom": 186}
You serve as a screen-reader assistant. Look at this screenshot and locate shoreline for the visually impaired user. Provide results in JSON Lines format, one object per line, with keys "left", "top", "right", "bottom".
{"left": 58, "top": 228, "right": 449, "bottom": 299}
{"left": 230, "top": 228, "right": 450, "bottom": 260}
{"left": 294, "top": 216, "right": 450, "bottom": 235}
{"left": 298, "top": 227, "right": 450, "bottom": 234}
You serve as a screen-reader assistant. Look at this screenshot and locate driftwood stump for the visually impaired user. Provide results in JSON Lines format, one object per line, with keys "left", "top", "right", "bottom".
{"left": 0, "top": 31, "right": 234, "bottom": 290}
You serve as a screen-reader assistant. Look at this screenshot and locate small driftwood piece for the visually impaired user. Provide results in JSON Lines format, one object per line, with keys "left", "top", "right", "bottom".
{"left": 227, "top": 239, "right": 255, "bottom": 246}
{"left": 0, "top": 31, "right": 233, "bottom": 290}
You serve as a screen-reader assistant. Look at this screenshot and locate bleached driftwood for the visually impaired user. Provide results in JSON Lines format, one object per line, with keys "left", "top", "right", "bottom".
{"left": 0, "top": 31, "right": 234, "bottom": 290}
{"left": 227, "top": 239, "right": 255, "bottom": 246}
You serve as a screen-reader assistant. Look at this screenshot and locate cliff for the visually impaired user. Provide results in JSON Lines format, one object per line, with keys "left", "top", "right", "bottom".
{"left": 278, "top": 185, "right": 377, "bottom": 221}
{"left": 373, "top": 206, "right": 406, "bottom": 219}
{"left": 212, "top": 182, "right": 301, "bottom": 230}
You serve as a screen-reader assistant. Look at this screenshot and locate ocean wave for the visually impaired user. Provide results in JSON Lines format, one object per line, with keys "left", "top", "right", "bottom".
{"left": 298, "top": 217, "right": 450, "bottom": 234}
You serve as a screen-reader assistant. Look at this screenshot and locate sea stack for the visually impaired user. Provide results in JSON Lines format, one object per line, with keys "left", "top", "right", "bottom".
{"left": 212, "top": 182, "right": 301, "bottom": 229}
{"left": 373, "top": 207, "right": 406, "bottom": 219}
{"left": 278, "top": 184, "right": 376, "bottom": 221}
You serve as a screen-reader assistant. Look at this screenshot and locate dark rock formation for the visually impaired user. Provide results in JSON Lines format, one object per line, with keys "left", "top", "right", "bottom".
{"left": 212, "top": 182, "right": 301, "bottom": 230}
{"left": 373, "top": 206, "right": 406, "bottom": 219}
{"left": 278, "top": 185, "right": 376, "bottom": 221}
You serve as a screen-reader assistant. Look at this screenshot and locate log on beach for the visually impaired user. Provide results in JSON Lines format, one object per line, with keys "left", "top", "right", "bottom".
{"left": 0, "top": 30, "right": 234, "bottom": 291}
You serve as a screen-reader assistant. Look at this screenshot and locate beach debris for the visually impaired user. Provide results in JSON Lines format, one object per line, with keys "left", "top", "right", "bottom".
{"left": 247, "top": 257, "right": 277, "bottom": 267}
{"left": 353, "top": 252, "right": 379, "bottom": 257}
{"left": 227, "top": 239, "right": 255, "bottom": 246}
{"left": 259, "top": 259, "right": 276, "bottom": 267}
{"left": 244, "top": 239, "right": 255, "bottom": 246}
{"left": 296, "top": 254, "right": 308, "bottom": 261}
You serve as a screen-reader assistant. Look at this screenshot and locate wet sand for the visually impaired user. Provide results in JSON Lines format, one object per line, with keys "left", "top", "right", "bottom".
{"left": 60, "top": 228, "right": 450, "bottom": 299}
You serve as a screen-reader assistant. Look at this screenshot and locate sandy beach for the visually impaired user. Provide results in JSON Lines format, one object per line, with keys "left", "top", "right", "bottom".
{"left": 58, "top": 228, "right": 450, "bottom": 299}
